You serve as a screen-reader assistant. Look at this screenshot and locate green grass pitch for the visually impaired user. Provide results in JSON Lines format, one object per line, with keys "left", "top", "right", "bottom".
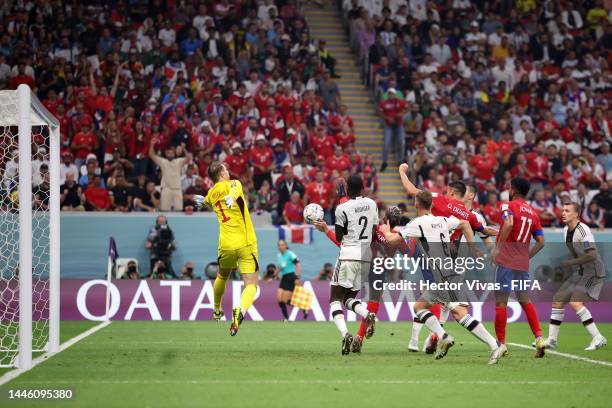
{"left": 1, "top": 321, "right": 611, "bottom": 407}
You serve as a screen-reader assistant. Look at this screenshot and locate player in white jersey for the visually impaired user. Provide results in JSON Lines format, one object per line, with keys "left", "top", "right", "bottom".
{"left": 410, "top": 182, "right": 497, "bottom": 352}
{"left": 542, "top": 202, "right": 607, "bottom": 351}
{"left": 331, "top": 175, "right": 379, "bottom": 355}
{"left": 379, "top": 191, "right": 506, "bottom": 364}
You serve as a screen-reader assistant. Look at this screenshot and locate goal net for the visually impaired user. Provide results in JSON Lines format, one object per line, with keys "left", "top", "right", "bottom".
{"left": 0, "top": 85, "right": 60, "bottom": 369}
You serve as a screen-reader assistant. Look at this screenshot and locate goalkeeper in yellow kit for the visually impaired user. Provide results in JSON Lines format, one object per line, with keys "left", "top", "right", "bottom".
{"left": 194, "top": 161, "right": 259, "bottom": 336}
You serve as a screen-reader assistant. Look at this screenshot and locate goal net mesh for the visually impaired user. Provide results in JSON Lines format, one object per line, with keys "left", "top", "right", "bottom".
{"left": 0, "top": 98, "right": 51, "bottom": 366}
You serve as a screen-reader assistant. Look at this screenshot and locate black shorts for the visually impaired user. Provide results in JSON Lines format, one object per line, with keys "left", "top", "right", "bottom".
{"left": 279, "top": 273, "right": 297, "bottom": 291}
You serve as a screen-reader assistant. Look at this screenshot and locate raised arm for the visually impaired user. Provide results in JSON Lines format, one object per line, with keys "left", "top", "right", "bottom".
{"left": 398, "top": 163, "right": 421, "bottom": 197}
{"left": 149, "top": 137, "right": 162, "bottom": 165}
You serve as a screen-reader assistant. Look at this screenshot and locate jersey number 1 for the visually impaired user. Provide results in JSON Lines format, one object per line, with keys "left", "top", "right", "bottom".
{"left": 215, "top": 201, "right": 231, "bottom": 223}
{"left": 516, "top": 216, "right": 532, "bottom": 243}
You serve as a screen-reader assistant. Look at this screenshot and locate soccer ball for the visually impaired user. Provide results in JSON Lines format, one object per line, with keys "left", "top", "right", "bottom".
{"left": 303, "top": 203, "right": 324, "bottom": 224}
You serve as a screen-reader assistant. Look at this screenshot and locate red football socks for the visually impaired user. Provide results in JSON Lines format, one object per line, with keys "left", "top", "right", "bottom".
{"left": 522, "top": 302, "right": 542, "bottom": 338}
{"left": 495, "top": 306, "right": 507, "bottom": 344}
{"left": 429, "top": 303, "right": 441, "bottom": 319}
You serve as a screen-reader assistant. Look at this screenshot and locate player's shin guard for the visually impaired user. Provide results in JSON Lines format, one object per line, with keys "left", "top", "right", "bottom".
{"left": 415, "top": 309, "right": 445, "bottom": 338}
{"left": 576, "top": 307, "right": 602, "bottom": 339}
{"left": 331, "top": 301, "right": 348, "bottom": 337}
{"left": 522, "top": 303, "right": 543, "bottom": 338}
{"left": 239, "top": 284, "right": 257, "bottom": 315}
{"left": 345, "top": 298, "right": 369, "bottom": 318}
{"left": 213, "top": 275, "right": 228, "bottom": 310}
{"left": 460, "top": 314, "right": 498, "bottom": 350}
{"left": 495, "top": 306, "right": 507, "bottom": 344}
{"left": 549, "top": 308, "right": 565, "bottom": 341}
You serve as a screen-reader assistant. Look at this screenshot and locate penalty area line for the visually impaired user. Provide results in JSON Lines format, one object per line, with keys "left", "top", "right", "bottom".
{"left": 508, "top": 342, "right": 612, "bottom": 368}
{"left": 0, "top": 321, "right": 112, "bottom": 386}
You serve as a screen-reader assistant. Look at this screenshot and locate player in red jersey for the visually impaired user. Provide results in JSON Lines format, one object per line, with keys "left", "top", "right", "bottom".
{"left": 491, "top": 177, "right": 546, "bottom": 357}
{"left": 398, "top": 164, "right": 497, "bottom": 352}
{"left": 398, "top": 164, "right": 497, "bottom": 237}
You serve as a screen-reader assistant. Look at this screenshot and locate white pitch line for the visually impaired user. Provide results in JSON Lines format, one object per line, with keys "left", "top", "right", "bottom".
{"left": 0, "top": 321, "right": 112, "bottom": 386}
{"left": 14, "top": 379, "right": 607, "bottom": 386}
{"left": 508, "top": 342, "right": 612, "bottom": 368}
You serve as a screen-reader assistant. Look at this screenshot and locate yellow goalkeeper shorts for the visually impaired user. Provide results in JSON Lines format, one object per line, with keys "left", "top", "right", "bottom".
{"left": 217, "top": 244, "right": 259, "bottom": 274}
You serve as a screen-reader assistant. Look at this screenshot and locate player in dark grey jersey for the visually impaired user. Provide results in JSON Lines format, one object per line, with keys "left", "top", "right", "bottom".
{"left": 543, "top": 202, "right": 607, "bottom": 351}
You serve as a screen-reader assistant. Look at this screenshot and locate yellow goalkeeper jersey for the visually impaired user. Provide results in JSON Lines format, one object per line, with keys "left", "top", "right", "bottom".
{"left": 205, "top": 179, "right": 257, "bottom": 251}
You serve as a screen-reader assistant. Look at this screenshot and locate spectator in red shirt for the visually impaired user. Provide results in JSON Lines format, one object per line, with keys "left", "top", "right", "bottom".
{"left": 84, "top": 175, "right": 110, "bottom": 211}
{"left": 335, "top": 123, "right": 355, "bottom": 149}
{"left": 10, "top": 63, "right": 35, "bottom": 89}
{"left": 308, "top": 155, "right": 332, "bottom": 182}
{"left": 379, "top": 88, "right": 406, "bottom": 171}
{"left": 304, "top": 169, "right": 333, "bottom": 221}
{"left": 536, "top": 111, "right": 560, "bottom": 140}
{"left": 338, "top": 104, "right": 354, "bottom": 131}
{"left": 192, "top": 120, "right": 217, "bottom": 156}
{"left": 525, "top": 142, "right": 550, "bottom": 186}
{"left": 261, "top": 104, "right": 285, "bottom": 141}
{"left": 310, "top": 126, "right": 335, "bottom": 157}
{"left": 325, "top": 146, "right": 351, "bottom": 173}
{"left": 71, "top": 117, "right": 99, "bottom": 168}
{"left": 129, "top": 121, "right": 151, "bottom": 176}
{"left": 285, "top": 100, "right": 306, "bottom": 130}
{"left": 283, "top": 191, "right": 304, "bottom": 225}
{"left": 88, "top": 70, "right": 116, "bottom": 115}
{"left": 225, "top": 142, "right": 250, "bottom": 180}
{"left": 482, "top": 191, "right": 502, "bottom": 226}
{"left": 249, "top": 134, "right": 274, "bottom": 190}
{"left": 469, "top": 143, "right": 497, "bottom": 188}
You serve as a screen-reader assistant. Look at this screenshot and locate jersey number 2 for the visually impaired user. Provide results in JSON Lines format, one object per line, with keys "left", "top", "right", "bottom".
{"left": 516, "top": 216, "right": 532, "bottom": 243}
{"left": 215, "top": 201, "right": 231, "bottom": 223}
{"left": 358, "top": 216, "right": 369, "bottom": 240}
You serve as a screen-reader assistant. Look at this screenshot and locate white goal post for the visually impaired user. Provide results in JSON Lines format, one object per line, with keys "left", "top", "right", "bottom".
{"left": 0, "top": 84, "right": 60, "bottom": 369}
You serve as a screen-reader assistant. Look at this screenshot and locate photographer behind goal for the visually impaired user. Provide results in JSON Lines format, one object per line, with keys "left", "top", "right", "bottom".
{"left": 145, "top": 215, "right": 177, "bottom": 279}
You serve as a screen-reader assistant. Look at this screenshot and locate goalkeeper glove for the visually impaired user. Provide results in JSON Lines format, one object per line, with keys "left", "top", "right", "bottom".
{"left": 193, "top": 195, "right": 205, "bottom": 209}
{"left": 224, "top": 194, "right": 235, "bottom": 209}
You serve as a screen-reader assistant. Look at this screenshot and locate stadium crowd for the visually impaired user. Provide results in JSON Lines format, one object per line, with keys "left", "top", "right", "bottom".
{"left": 0, "top": 0, "right": 610, "bottom": 229}
{"left": 0, "top": 0, "right": 368, "bottom": 225}
{"left": 344, "top": 0, "right": 611, "bottom": 227}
